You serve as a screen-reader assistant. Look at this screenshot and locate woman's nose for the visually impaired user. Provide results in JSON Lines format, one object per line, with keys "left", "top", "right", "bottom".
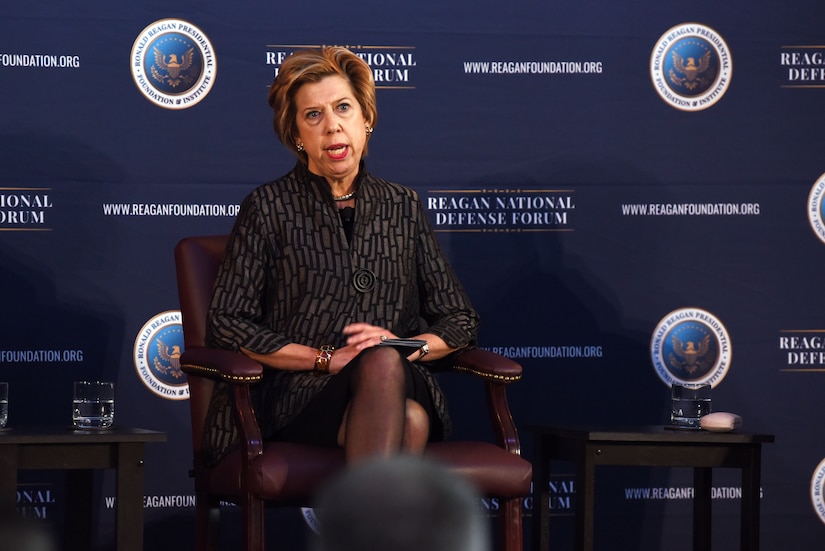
{"left": 325, "top": 113, "right": 342, "bottom": 133}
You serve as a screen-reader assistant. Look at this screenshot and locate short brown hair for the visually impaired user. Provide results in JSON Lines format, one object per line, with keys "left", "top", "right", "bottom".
{"left": 268, "top": 46, "right": 377, "bottom": 160}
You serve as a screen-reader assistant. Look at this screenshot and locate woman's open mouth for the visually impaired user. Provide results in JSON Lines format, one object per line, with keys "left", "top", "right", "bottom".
{"left": 326, "top": 144, "right": 349, "bottom": 160}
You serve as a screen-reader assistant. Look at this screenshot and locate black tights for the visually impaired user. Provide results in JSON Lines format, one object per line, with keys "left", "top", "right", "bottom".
{"left": 275, "top": 347, "right": 436, "bottom": 458}
{"left": 343, "top": 346, "right": 408, "bottom": 461}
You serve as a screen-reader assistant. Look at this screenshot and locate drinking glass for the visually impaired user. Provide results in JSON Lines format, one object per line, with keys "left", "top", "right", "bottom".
{"left": 72, "top": 381, "right": 115, "bottom": 429}
{"left": 670, "top": 383, "right": 711, "bottom": 429}
{"left": 0, "top": 382, "right": 8, "bottom": 428}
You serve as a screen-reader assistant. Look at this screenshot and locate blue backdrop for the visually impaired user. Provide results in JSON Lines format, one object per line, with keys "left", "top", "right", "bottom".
{"left": 2, "top": 1, "right": 824, "bottom": 549}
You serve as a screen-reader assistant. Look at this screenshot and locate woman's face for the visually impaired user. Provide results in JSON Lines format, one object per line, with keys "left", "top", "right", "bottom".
{"left": 293, "top": 75, "right": 370, "bottom": 186}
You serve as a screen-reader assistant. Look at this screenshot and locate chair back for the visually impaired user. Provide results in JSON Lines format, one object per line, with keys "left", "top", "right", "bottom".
{"left": 174, "top": 234, "right": 229, "bottom": 457}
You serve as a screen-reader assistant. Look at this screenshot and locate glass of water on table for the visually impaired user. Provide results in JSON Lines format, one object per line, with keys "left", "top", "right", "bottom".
{"left": 670, "top": 382, "right": 711, "bottom": 429}
{"left": 0, "top": 382, "right": 8, "bottom": 429}
{"left": 72, "top": 381, "right": 115, "bottom": 429}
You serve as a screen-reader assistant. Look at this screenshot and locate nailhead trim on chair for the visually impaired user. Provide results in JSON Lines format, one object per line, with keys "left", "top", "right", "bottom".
{"left": 181, "top": 363, "right": 263, "bottom": 383}
{"left": 451, "top": 365, "right": 522, "bottom": 383}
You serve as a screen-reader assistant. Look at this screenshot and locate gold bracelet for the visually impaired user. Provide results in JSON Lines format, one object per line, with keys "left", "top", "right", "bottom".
{"left": 314, "top": 345, "right": 335, "bottom": 374}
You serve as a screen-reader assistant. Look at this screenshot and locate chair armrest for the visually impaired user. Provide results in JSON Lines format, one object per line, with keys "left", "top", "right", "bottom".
{"left": 180, "top": 346, "right": 264, "bottom": 383}
{"left": 180, "top": 346, "right": 265, "bottom": 464}
{"left": 451, "top": 348, "right": 524, "bottom": 455}
{"left": 451, "top": 348, "right": 522, "bottom": 383}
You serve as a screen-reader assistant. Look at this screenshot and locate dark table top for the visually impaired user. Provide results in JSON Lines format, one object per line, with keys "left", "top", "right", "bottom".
{"left": 528, "top": 423, "right": 775, "bottom": 445}
{"left": 0, "top": 426, "right": 167, "bottom": 444}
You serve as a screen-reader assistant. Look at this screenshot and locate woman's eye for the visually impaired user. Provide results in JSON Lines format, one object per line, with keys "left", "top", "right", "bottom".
{"left": 306, "top": 110, "right": 320, "bottom": 120}
{"left": 337, "top": 103, "right": 350, "bottom": 112}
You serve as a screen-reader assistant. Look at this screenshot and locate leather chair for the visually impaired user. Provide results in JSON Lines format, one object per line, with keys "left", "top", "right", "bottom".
{"left": 174, "top": 234, "right": 533, "bottom": 551}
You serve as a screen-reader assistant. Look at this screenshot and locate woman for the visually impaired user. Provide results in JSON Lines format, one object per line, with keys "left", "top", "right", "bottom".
{"left": 204, "top": 46, "right": 479, "bottom": 465}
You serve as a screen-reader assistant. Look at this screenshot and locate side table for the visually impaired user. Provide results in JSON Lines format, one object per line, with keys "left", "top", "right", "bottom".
{"left": 0, "top": 426, "right": 166, "bottom": 551}
{"left": 530, "top": 424, "right": 774, "bottom": 551}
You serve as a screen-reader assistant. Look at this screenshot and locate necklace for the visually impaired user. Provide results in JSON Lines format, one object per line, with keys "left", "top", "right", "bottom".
{"left": 333, "top": 191, "right": 356, "bottom": 202}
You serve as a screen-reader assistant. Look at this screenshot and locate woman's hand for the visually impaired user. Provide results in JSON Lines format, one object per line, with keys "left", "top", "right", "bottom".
{"left": 323, "top": 324, "right": 396, "bottom": 374}
{"left": 342, "top": 323, "right": 397, "bottom": 351}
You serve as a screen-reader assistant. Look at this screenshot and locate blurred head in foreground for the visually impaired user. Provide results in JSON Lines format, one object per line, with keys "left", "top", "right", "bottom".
{"left": 313, "top": 456, "right": 490, "bottom": 551}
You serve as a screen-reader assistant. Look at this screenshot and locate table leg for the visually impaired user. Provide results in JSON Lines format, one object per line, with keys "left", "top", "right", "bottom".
{"left": 531, "top": 434, "right": 550, "bottom": 551}
{"left": 0, "top": 444, "right": 18, "bottom": 510}
{"left": 64, "top": 469, "right": 94, "bottom": 551}
{"left": 115, "top": 443, "right": 146, "bottom": 551}
{"left": 693, "top": 467, "right": 712, "bottom": 551}
{"left": 575, "top": 445, "right": 596, "bottom": 551}
{"left": 740, "top": 446, "right": 762, "bottom": 551}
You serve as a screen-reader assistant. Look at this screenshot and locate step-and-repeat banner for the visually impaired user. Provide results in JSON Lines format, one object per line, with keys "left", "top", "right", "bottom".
{"left": 2, "top": 1, "right": 824, "bottom": 549}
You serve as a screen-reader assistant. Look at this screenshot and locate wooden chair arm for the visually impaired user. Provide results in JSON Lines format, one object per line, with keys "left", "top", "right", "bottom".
{"left": 180, "top": 346, "right": 264, "bottom": 383}
{"left": 181, "top": 346, "right": 264, "bottom": 464}
{"left": 451, "top": 348, "right": 523, "bottom": 456}
{"left": 451, "top": 348, "right": 522, "bottom": 383}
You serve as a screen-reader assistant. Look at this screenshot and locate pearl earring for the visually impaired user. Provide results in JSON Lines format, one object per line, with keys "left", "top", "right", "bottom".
{"left": 365, "top": 126, "right": 373, "bottom": 135}
{"left": 296, "top": 143, "right": 304, "bottom": 152}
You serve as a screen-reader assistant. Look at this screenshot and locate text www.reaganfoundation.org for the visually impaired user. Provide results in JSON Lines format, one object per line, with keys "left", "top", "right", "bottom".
{"left": 623, "top": 485, "right": 756, "bottom": 500}
{"left": 621, "top": 202, "right": 760, "bottom": 216}
{"left": 102, "top": 203, "right": 240, "bottom": 217}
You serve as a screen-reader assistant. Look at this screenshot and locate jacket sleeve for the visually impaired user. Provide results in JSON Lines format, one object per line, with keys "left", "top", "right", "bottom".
{"left": 412, "top": 194, "right": 480, "bottom": 349}
{"left": 205, "top": 189, "right": 292, "bottom": 354}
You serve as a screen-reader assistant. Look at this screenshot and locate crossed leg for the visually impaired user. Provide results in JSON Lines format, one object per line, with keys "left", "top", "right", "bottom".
{"left": 337, "top": 346, "right": 430, "bottom": 463}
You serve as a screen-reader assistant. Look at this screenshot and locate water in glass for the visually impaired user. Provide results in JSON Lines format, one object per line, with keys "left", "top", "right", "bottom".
{"left": 73, "top": 399, "right": 115, "bottom": 428}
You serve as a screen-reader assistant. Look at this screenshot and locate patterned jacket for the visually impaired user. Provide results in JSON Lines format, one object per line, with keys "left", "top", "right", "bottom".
{"left": 202, "top": 162, "right": 479, "bottom": 462}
